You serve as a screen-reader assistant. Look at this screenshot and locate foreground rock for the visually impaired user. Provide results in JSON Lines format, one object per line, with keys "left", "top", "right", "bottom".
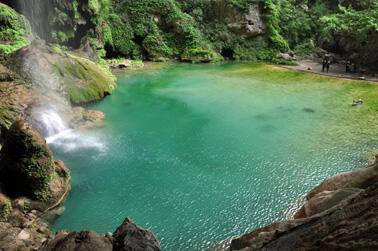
{"left": 41, "top": 217, "right": 161, "bottom": 251}
{"left": 230, "top": 158, "right": 378, "bottom": 250}
{"left": 113, "top": 218, "right": 161, "bottom": 251}
{"left": 0, "top": 120, "right": 70, "bottom": 203}
{"left": 0, "top": 120, "right": 70, "bottom": 250}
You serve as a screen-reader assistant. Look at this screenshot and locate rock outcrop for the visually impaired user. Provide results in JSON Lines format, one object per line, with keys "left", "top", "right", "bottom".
{"left": 230, "top": 158, "right": 378, "bottom": 250}
{"left": 6, "top": 40, "right": 116, "bottom": 106}
{"left": 41, "top": 217, "right": 161, "bottom": 251}
{"left": 0, "top": 120, "right": 70, "bottom": 204}
{"left": 113, "top": 218, "right": 161, "bottom": 251}
{"left": 212, "top": 1, "right": 266, "bottom": 38}
{"left": 40, "top": 230, "right": 113, "bottom": 251}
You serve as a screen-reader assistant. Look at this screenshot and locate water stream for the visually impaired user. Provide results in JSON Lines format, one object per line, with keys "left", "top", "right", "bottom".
{"left": 49, "top": 63, "right": 377, "bottom": 250}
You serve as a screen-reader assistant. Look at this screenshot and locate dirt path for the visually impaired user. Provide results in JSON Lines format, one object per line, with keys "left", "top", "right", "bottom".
{"left": 281, "top": 59, "right": 378, "bottom": 83}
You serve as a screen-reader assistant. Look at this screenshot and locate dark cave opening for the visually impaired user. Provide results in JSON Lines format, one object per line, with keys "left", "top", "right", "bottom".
{"left": 221, "top": 48, "right": 234, "bottom": 60}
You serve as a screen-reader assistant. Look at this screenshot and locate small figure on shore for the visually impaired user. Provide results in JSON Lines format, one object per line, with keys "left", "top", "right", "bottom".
{"left": 346, "top": 60, "right": 352, "bottom": 73}
{"left": 352, "top": 98, "right": 363, "bottom": 106}
{"left": 322, "top": 52, "right": 331, "bottom": 73}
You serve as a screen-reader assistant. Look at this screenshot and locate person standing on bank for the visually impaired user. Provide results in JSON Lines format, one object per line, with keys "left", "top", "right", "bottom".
{"left": 322, "top": 52, "right": 331, "bottom": 73}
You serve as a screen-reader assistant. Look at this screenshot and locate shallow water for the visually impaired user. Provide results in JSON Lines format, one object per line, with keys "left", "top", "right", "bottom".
{"left": 51, "top": 63, "right": 377, "bottom": 250}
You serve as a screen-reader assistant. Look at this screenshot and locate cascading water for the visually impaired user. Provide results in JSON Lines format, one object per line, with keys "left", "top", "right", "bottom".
{"left": 3, "top": 0, "right": 51, "bottom": 40}
{"left": 4, "top": 0, "right": 105, "bottom": 152}
{"left": 38, "top": 109, "right": 70, "bottom": 137}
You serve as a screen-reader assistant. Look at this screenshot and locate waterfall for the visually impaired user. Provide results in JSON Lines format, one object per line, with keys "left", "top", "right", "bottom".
{"left": 5, "top": 0, "right": 105, "bottom": 153}
{"left": 39, "top": 109, "right": 70, "bottom": 137}
{"left": 16, "top": 0, "right": 50, "bottom": 40}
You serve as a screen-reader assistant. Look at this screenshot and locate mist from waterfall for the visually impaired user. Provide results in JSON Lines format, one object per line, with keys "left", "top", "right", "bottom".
{"left": 33, "top": 107, "right": 105, "bottom": 153}
{"left": 11, "top": 0, "right": 105, "bottom": 153}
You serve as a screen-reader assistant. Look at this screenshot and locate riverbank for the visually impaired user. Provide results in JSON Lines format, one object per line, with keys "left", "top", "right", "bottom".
{"left": 281, "top": 59, "right": 378, "bottom": 83}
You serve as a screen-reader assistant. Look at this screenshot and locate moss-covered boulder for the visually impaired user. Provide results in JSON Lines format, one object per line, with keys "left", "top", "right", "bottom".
{"left": 0, "top": 120, "right": 69, "bottom": 203}
{"left": 6, "top": 40, "right": 116, "bottom": 106}
{"left": 0, "top": 3, "right": 31, "bottom": 54}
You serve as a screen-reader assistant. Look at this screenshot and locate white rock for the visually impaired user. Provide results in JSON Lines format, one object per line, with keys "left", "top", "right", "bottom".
{"left": 17, "top": 230, "right": 30, "bottom": 240}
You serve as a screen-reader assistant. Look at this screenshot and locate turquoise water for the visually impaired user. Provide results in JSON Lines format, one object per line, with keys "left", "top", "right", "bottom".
{"left": 51, "top": 63, "right": 376, "bottom": 250}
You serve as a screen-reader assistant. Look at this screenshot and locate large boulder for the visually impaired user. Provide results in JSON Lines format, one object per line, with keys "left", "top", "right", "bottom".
{"left": 113, "top": 218, "right": 161, "bottom": 251}
{"left": 41, "top": 217, "right": 161, "bottom": 251}
{"left": 0, "top": 120, "right": 70, "bottom": 203}
{"left": 40, "top": 230, "right": 113, "bottom": 251}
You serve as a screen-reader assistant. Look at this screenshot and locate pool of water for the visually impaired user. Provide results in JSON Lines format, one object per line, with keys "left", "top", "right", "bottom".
{"left": 50, "top": 63, "right": 377, "bottom": 250}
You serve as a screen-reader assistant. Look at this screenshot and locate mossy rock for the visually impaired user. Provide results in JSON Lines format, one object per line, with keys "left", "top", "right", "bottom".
{"left": 0, "top": 120, "right": 54, "bottom": 201}
{"left": 181, "top": 49, "right": 223, "bottom": 63}
{"left": 53, "top": 54, "right": 116, "bottom": 106}
{"left": 0, "top": 3, "right": 31, "bottom": 54}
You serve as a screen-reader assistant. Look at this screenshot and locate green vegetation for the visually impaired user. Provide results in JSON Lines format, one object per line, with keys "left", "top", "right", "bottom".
{"left": 53, "top": 54, "right": 115, "bottom": 105}
{"left": 36, "top": 0, "right": 374, "bottom": 66}
{"left": 0, "top": 4, "right": 31, "bottom": 54}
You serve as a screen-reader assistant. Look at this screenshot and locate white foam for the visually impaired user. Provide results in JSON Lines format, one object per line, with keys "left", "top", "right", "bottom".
{"left": 40, "top": 109, "right": 69, "bottom": 137}
{"left": 36, "top": 109, "right": 105, "bottom": 153}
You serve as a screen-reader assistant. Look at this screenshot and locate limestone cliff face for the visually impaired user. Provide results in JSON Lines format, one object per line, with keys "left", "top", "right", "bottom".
{"left": 230, "top": 158, "right": 378, "bottom": 251}
{"left": 212, "top": 0, "right": 266, "bottom": 39}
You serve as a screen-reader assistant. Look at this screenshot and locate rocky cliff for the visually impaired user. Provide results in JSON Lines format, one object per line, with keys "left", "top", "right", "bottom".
{"left": 230, "top": 157, "right": 378, "bottom": 251}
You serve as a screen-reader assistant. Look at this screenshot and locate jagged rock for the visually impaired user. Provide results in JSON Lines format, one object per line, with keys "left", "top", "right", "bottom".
{"left": 295, "top": 188, "right": 362, "bottom": 219}
{"left": 306, "top": 161, "right": 378, "bottom": 199}
{"left": 40, "top": 217, "right": 161, "bottom": 251}
{"left": 41, "top": 230, "right": 113, "bottom": 251}
{"left": 113, "top": 218, "right": 161, "bottom": 251}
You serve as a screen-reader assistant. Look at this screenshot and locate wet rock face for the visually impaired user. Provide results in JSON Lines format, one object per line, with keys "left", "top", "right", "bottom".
{"left": 113, "top": 218, "right": 161, "bottom": 251}
{"left": 0, "top": 120, "right": 54, "bottom": 200}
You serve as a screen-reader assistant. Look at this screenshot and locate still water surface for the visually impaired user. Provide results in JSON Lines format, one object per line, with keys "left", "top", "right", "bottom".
{"left": 51, "top": 63, "right": 377, "bottom": 250}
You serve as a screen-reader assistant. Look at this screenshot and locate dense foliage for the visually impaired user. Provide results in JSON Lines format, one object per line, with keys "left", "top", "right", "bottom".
{"left": 1, "top": 0, "right": 377, "bottom": 66}
{"left": 0, "top": 3, "right": 31, "bottom": 54}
